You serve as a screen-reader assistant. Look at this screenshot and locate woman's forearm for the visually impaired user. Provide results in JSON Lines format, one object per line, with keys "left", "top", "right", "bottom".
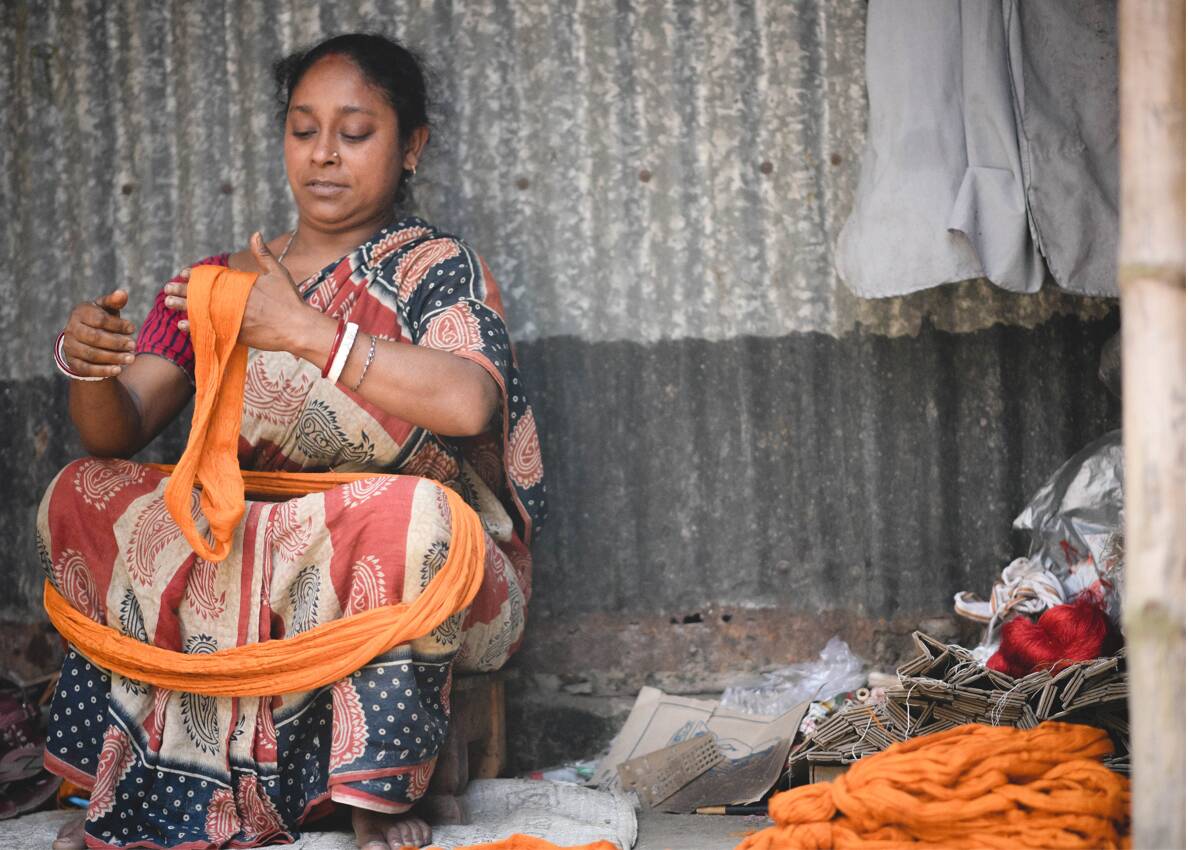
{"left": 68, "top": 377, "right": 145, "bottom": 458}
{"left": 287, "top": 309, "right": 499, "bottom": 437}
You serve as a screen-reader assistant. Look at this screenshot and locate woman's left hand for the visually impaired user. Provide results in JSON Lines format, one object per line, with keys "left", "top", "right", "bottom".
{"left": 238, "top": 231, "right": 311, "bottom": 352}
{"left": 164, "top": 233, "right": 309, "bottom": 351}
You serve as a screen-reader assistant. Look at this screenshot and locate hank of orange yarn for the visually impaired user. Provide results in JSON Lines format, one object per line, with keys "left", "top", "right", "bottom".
{"left": 163, "top": 264, "right": 258, "bottom": 562}
{"left": 413, "top": 837, "right": 619, "bottom": 850}
{"left": 43, "top": 469, "right": 486, "bottom": 697}
{"left": 737, "top": 721, "right": 1130, "bottom": 850}
{"left": 43, "top": 260, "right": 490, "bottom": 697}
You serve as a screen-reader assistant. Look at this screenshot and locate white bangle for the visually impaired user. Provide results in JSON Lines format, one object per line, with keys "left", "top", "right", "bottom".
{"left": 327, "top": 322, "right": 359, "bottom": 384}
{"left": 54, "top": 331, "right": 107, "bottom": 382}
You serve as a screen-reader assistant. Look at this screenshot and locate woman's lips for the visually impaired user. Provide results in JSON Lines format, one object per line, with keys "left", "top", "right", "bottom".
{"left": 305, "top": 180, "right": 348, "bottom": 198}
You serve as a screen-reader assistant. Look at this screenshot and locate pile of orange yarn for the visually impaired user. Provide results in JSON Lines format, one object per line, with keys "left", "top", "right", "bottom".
{"left": 411, "top": 837, "right": 619, "bottom": 850}
{"left": 737, "top": 721, "right": 1130, "bottom": 850}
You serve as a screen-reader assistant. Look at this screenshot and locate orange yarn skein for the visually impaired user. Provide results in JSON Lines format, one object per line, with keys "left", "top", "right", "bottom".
{"left": 433, "top": 837, "right": 619, "bottom": 850}
{"left": 43, "top": 264, "right": 489, "bottom": 697}
{"left": 43, "top": 470, "right": 485, "bottom": 697}
{"left": 738, "top": 722, "right": 1130, "bottom": 850}
{"left": 163, "top": 264, "right": 258, "bottom": 562}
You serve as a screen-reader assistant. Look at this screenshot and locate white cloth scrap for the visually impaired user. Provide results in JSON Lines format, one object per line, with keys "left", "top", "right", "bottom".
{"left": 426, "top": 780, "right": 636, "bottom": 849}
{"left": 954, "top": 557, "right": 1066, "bottom": 626}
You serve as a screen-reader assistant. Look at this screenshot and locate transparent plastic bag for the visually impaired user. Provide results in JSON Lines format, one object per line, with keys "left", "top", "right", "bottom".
{"left": 720, "top": 637, "right": 867, "bottom": 716}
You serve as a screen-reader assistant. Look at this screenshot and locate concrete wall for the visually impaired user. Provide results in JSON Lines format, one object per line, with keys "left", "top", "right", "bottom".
{"left": 1, "top": 0, "right": 1119, "bottom": 769}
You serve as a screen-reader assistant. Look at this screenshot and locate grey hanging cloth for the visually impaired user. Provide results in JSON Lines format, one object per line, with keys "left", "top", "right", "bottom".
{"left": 836, "top": 0, "right": 1119, "bottom": 298}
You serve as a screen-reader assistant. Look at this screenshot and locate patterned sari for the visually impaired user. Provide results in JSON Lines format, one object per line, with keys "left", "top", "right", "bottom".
{"left": 37, "top": 216, "right": 546, "bottom": 849}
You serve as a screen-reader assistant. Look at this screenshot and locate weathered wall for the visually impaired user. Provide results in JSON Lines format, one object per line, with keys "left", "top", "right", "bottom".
{"left": 1, "top": 0, "right": 1119, "bottom": 769}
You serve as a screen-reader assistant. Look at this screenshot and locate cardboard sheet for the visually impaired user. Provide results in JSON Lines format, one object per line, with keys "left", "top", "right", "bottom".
{"left": 594, "top": 686, "right": 807, "bottom": 809}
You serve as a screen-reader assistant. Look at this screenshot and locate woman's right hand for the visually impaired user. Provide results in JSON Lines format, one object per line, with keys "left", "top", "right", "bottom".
{"left": 62, "top": 289, "right": 138, "bottom": 379}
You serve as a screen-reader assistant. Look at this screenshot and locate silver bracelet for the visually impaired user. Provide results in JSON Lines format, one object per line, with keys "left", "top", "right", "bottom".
{"left": 350, "top": 334, "right": 378, "bottom": 392}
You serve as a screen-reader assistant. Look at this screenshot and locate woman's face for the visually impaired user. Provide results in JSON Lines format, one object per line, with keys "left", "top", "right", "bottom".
{"left": 283, "top": 54, "right": 412, "bottom": 230}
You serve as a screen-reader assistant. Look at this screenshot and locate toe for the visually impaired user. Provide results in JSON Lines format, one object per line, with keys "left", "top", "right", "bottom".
{"left": 357, "top": 829, "right": 387, "bottom": 850}
{"left": 52, "top": 818, "right": 85, "bottom": 850}
{"left": 55, "top": 817, "right": 83, "bottom": 839}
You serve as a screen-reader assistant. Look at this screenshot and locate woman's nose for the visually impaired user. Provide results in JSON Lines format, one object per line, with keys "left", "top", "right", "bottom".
{"left": 311, "top": 136, "right": 338, "bottom": 166}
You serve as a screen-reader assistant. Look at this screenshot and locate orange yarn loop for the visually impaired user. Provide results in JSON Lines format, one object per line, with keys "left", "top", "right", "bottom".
{"left": 436, "top": 837, "right": 619, "bottom": 850}
{"left": 163, "top": 264, "right": 259, "bottom": 562}
{"left": 43, "top": 264, "right": 488, "bottom": 697}
{"left": 43, "top": 469, "right": 484, "bottom": 698}
{"left": 737, "top": 722, "right": 1130, "bottom": 850}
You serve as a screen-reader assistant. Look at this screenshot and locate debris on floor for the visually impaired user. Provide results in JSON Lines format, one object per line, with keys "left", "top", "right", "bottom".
{"left": 787, "top": 632, "right": 1130, "bottom": 776}
{"left": 593, "top": 685, "right": 806, "bottom": 814}
{"left": 720, "top": 637, "right": 867, "bottom": 718}
{"left": 0, "top": 673, "right": 60, "bottom": 820}
{"left": 525, "top": 760, "right": 598, "bottom": 785}
{"left": 955, "top": 430, "right": 1126, "bottom": 661}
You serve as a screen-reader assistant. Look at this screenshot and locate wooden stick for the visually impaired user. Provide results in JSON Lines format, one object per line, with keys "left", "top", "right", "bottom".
{"left": 695, "top": 805, "right": 769, "bottom": 816}
{"left": 1118, "top": 1, "right": 1186, "bottom": 846}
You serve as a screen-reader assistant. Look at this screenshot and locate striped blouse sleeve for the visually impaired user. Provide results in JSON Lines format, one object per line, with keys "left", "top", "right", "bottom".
{"left": 135, "top": 254, "right": 228, "bottom": 384}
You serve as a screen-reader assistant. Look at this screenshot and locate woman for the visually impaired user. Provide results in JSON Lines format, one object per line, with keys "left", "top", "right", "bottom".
{"left": 39, "top": 33, "right": 545, "bottom": 850}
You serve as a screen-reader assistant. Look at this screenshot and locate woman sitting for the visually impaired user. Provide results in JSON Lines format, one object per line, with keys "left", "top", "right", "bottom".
{"left": 40, "top": 32, "right": 545, "bottom": 850}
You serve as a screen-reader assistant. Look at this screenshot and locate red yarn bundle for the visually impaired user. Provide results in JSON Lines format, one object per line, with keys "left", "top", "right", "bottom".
{"left": 987, "top": 595, "right": 1121, "bottom": 678}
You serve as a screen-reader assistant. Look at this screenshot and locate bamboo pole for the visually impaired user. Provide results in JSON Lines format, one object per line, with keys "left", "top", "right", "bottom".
{"left": 1118, "top": 1, "right": 1185, "bottom": 847}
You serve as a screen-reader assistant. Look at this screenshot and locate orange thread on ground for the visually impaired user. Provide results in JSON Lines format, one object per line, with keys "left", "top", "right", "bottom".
{"left": 736, "top": 722, "right": 1130, "bottom": 850}
{"left": 412, "top": 837, "right": 618, "bottom": 850}
{"left": 44, "top": 265, "right": 487, "bottom": 698}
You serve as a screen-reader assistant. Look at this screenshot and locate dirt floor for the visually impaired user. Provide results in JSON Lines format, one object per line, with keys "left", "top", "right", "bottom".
{"left": 1, "top": 808, "right": 764, "bottom": 849}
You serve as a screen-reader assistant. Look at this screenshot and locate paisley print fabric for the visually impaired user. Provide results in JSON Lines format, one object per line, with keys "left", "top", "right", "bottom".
{"left": 138, "top": 216, "right": 546, "bottom": 542}
{"left": 39, "top": 217, "right": 542, "bottom": 849}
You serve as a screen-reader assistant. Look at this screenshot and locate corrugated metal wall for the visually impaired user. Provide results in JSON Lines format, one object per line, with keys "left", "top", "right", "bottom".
{"left": 2, "top": 0, "right": 1109, "bottom": 368}
{"left": 1, "top": 0, "right": 1120, "bottom": 765}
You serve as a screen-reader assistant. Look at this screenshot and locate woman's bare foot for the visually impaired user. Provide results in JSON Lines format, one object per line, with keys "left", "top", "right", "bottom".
{"left": 352, "top": 804, "right": 433, "bottom": 849}
{"left": 52, "top": 815, "right": 85, "bottom": 850}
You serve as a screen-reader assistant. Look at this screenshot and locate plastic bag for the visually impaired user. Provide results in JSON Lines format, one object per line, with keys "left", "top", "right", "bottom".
{"left": 720, "top": 637, "right": 867, "bottom": 716}
{"left": 525, "top": 760, "right": 598, "bottom": 785}
{"left": 1013, "top": 430, "right": 1125, "bottom": 621}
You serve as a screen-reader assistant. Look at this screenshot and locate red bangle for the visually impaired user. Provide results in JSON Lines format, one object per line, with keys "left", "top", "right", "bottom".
{"left": 322, "top": 319, "right": 347, "bottom": 378}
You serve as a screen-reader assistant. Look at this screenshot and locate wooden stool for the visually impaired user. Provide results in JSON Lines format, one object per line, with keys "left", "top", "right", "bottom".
{"left": 427, "top": 672, "right": 506, "bottom": 801}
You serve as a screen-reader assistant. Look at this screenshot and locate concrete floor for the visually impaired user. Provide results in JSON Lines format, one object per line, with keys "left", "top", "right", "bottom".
{"left": 634, "top": 811, "right": 769, "bottom": 850}
{"left": 2, "top": 808, "right": 765, "bottom": 849}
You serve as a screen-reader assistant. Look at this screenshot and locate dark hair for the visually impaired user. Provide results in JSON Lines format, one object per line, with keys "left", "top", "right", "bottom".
{"left": 274, "top": 33, "right": 431, "bottom": 203}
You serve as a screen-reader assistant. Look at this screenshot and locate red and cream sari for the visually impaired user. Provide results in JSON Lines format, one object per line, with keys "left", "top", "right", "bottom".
{"left": 38, "top": 216, "right": 546, "bottom": 849}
